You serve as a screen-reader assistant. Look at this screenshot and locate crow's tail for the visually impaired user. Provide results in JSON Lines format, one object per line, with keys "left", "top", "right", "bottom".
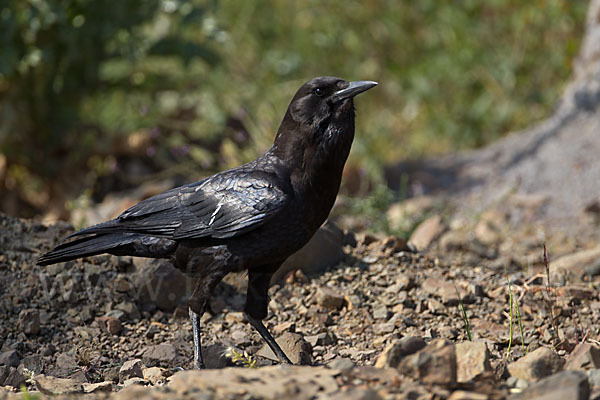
{"left": 37, "top": 233, "right": 177, "bottom": 266}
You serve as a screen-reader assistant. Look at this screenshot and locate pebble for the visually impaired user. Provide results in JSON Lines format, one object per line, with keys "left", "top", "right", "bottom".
{"left": 141, "top": 344, "right": 178, "bottom": 367}
{"left": 17, "top": 309, "right": 40, "bottom": 335}
{"left": 119, "top": 359, "right": 144, "bottom": 383}
{"left": 96, "top": 316, "right": 123, "bottom": 335}
{"left": 316, "top": 286, "right": 345, "bottom": 310}
{"left": 142, "top": 367, "right": 166, "bottom": 385}
{"left": 327, "top": 357, "right": 356, "bottom": 372}
{"left": 257, "top": 332, "right": 312, "bottom": 365}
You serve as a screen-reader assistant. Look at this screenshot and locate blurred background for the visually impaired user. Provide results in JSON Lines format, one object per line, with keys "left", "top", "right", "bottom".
{"left": 0, "top": 0, "right": 588, "bottom": 234}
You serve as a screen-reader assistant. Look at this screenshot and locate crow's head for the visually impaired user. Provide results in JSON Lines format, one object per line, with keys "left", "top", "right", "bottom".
{"left": 286, "top": 76, "right": 377, "bottom": 131}
{"left": 274, "top": 77, "right": 376, "bottom": 161}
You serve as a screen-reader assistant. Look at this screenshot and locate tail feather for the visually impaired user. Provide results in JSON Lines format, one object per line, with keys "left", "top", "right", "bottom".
{"left": 37, "top": 234, "right": 137, "bottom": 266}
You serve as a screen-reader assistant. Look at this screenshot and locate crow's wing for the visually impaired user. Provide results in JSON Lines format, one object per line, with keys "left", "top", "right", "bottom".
{"left": 70, "top": 170, "right": 288, "bottom": 240}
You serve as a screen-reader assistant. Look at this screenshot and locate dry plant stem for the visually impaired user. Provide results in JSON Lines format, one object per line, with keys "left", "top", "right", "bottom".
{"left": 543, "top": 243, "right": 560, "bottom": 346}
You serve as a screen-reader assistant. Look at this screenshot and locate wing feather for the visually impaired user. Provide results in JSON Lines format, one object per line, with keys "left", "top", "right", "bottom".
{"left": 70, "top": 168, "right": 288, "bottom": 240}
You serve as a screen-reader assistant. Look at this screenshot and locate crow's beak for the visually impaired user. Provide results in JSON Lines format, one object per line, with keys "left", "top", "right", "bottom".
{"left": 331, "top": 80, "right": 378, "bottom": 103}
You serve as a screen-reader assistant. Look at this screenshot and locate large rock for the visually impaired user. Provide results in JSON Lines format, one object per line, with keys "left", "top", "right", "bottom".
{"left": 455, "top": 341, "right": 492, "bottom": 383}
{"left": 168, "top": 366, "right": 339, "bottom": 399}
{"left": 509, "top": 370, "right": 589, "bottom": 400}
{"left": 132, "top": 259, "right": 191, "bottom": 311}
{"left": 564, "top": 342, "right": 600, "bottom": 371}
{"left": 399, "top": 338, "right": 457, "bottom": 388}
{"left": 141, "top": 344, "right": 178, "bottom": 367}
{"left": 375, "top": 336, "right": 426, "bottom": 368}
{"left": 272, "top": 220, "right": 345, "bottom": 283}
{"left": 508, "top": 347, "right": 564, "bottom": 382}
{"left": 34, "top": 375, "right": 84, "bottom": 395}
{"left": 385, "top": 0, "right": 600, "bottom": 233}
{"left": 2, "top": 368, "right": 25, "bottom": 389}
{"left": 550, "top": 246, "right": 600, "bottom": 281}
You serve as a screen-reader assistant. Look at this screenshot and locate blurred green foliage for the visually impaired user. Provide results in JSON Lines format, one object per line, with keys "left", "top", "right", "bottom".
{"left": 0, "top": 0, "right": 588, "bottom": 216}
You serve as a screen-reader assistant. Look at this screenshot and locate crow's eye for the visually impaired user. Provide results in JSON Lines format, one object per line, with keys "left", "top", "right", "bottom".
{"left": 314, "top": 87, "right": 324, "bottom": 97}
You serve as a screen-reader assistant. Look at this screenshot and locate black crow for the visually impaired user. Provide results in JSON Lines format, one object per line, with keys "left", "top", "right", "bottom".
{"left": 38, "top": 76, "right": 377, "bottom": 368}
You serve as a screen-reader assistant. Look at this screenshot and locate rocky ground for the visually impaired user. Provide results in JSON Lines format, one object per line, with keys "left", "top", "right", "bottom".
{"left": 1, "top": 191, "right": 600, "bottom": 399}
{"left": 2, "top": 4, "right": 600, "bottom": 399}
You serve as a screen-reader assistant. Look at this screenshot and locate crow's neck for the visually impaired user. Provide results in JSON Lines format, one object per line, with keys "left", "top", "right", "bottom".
{"left": 272, "top": 115, "right": 355, "bottom": 223}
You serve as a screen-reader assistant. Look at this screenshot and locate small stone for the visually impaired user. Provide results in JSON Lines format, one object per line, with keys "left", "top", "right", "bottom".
{"left": 145, "top": 323, "right": 160, "bottom": 338}
{"left": 273, "top": 321, "right": 295, "bottom": 336}
{"left": 202, "top": 343, "right": 231, "bottom": 369}
{"left": 141, "top": 344, "right": 178, "bottom": 367}
{"left": 96, "top": 316, "right": 122, "bottom": 335}
{"left": 69, "top": 369, "right": 89, "bottom": 383}
{"left": 79, "top": 306, "right": 94, "bottom": 323}
{"left": 257, "top": 333, "right": 312, "bottom": 365}
{"left": 509, "top": 370, "right": 589, "bottom": 400}
{"left": 327, "top": 357, "right": 355, "bottom": 372}
{"left": 40, "top": 344, "right": 56, "bottom": 357}
{"left": 34, "top": 375, "right": 84, "bottom": 395}
{"left": 83, "top": 381, "right": 114, "bottom": 393}
{"left": 104, "top": 309, "right": 127, "bottom": 321}
{"left": 17, "top": 309, "right": 40, "bottom": 335}
{"left": 455, "top": 341, "right": 492, "bottom": 383}
{"left": 123, "top": 377, "right": 148, "bottom": 387}
{"left": 564, "top": 342, "right": 600, "bottom": 371}
{"left": 230, "top": 330, "right": 250, "bottom": 346}
{"left": 506, "top": 376, "right": 529, "bottom": 389}
{"left": 421, "top": 277, "right": 460, "bottom": 305}
{"left": 439, "top": 230, "right": 469, "bottom": 252}
{"left": 114, "top": 276, "right": 133, "bottom": 292}
{"left": 119, "top": 359, "right": 143, "bottom": 383}
{"left": 372, "top": 304, "right": 389, "bottom": 320}
{"left": 399, "top": 339, "right": 456, "bottom": 388}
{"left": 409, "top": 215, "right": 445, "bottom": 251}
{"left": 373, "top": 323, "right": 395, "bottom": 335}
{"left": 316, "top": 286, "right": 345, "bottom": 310}
{"left": 375, "top": 336, "right": 427, "bottom": 369}
{"left": 115, "top": 301, "right": 141, "bottom": 320}
{"left": 55, "top": 353, "right": 77, "bottom": 374}
{"left": 0, "top": 350, "right": 20, "bottom": 368}
{"left": 508, "top": 347, "right": 564, "bottom": 382}
{"left": 142, "top": 367, "right": 166, "bottom": 385}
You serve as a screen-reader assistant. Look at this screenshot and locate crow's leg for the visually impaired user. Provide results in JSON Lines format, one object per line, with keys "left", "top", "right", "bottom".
{"left": 187, "top": 268, "right": 229, "bottom": 369}
{"left": 245, "top": 268, "right": 292, "bottom": 365}
{"left": 189, "top": 307, "right": 204, "bottom": 369}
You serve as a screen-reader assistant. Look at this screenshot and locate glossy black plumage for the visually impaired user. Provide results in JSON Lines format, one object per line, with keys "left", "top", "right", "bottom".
{"left": 38, "top": 76, "right": 377, "bottom": 368}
